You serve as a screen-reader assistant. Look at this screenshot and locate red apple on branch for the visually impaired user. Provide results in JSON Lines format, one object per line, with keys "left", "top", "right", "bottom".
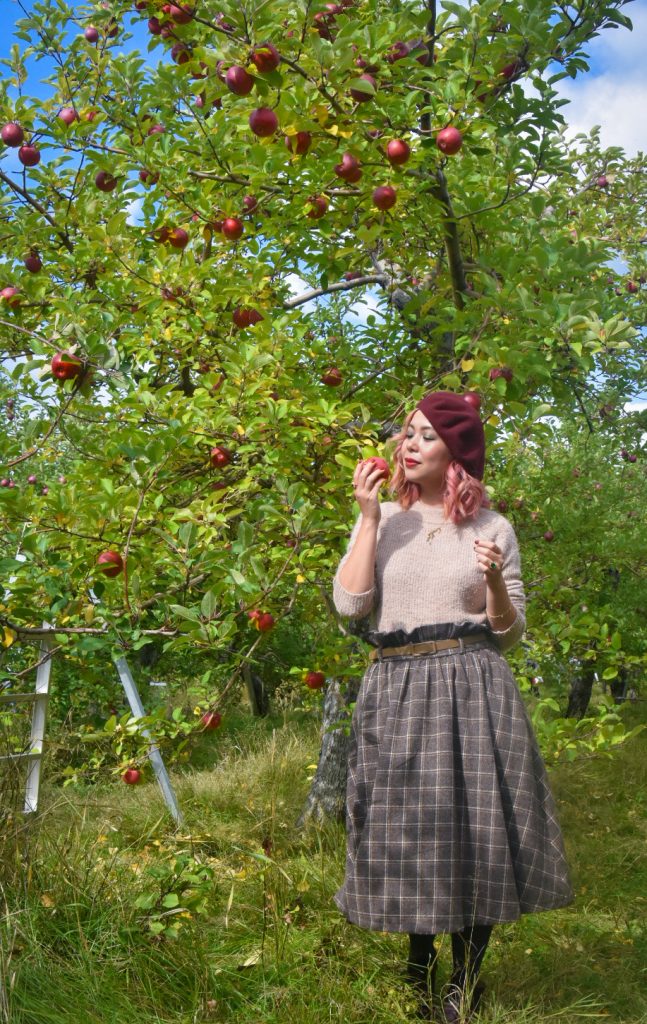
{"left": 168, "top": 3, "right": 193, "bottom": 24}
{"left": 334, "top": 152, "right": 361, "bottom": 182}
{"left": 201, "top": 711, "right": 222, "bottom": 729}
{"left": 84, "top": 25, "right": 99, "bottom": 42}
{"left": 285, "top": 131, "right": 312, "bottom": 155}
{"left": 51, "top": 351, "right": 83, "bottom": 380}
{"left": 97, "top": 550, "right": 124, "bottom": 577}
{"left": 372, "top": 185, "right": 396, "bottom": 210}
{"left": 18, "top": 145, "right": 41, "bottom": 167}
{"left": 249, "top": 107, "right": 278, "bottom": 137}
{"left": 1, "top": 286, "right": 21, "bottom": 309}
{"left": 248, "top": 610, "right": 275, "bottom": 632}
{"left": 95, "top": 170, "right": 117, "bottom": 192}
{"left": 24, "top": 254, "right": 42, "bottom": 273}
{"left": 462, "top": 392, "right": 481, "bottom": 410}
{"left": 168, "top": 227, "right": 189, "bottom": 249}
{"left": 226, "top": 65, "right": 254, "bottom": 96}
{"left": 386, "top": 139, "right": 411, "bottom": 166}
{"left": 122, "top": 768, "right": 141, "bottom": 784}
{"left": 2, "top": 122, "right": 25, "bottom": 146}
{"left": 210, "top": 446, "right": 231, "bottom": 467}
{"left": 58, "top": 107, "right": 78, "bottom": 125}
{"left": 350, "top": 74, "right": 377, "bottom": 102}
{"left": 436, "top": 126, "right": 463, "bottom": 155}
{"left": 305, "top": 671, "right": 326, "bottom": 690}
{"left": 222, "top": 217, "right": 244, "bottom": 240}
{"left": 489, "top": 366, "right": 513, "bottom": 382}
{"left": 251, "top": 42, "right": 280, "bottom": 72}
{"left": 321, "top": 367, "right": 343, "bottom": 386}
{"left": 307, "top": 195, "right": 328, "bottom": 219}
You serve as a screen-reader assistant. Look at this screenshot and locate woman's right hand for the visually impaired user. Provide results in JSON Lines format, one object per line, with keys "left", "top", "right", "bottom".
{"left": 352, "top": 460, "right": 385, "bottom": 522}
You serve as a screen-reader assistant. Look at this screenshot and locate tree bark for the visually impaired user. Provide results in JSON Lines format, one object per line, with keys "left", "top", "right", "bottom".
{"left": 566, "top": 664, "right": 596, "bottom": 718}
{"left": 296, "top": 673, "right": 361, "bottom": 826}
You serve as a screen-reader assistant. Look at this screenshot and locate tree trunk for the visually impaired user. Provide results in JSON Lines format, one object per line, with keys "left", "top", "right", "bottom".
{"left": 566, "top": 664, "right": 596, "bottom": 718}
{"left": 297, "top": 674, "right": 361, "bottom": 826}
{"left": 242, "top": 663, "right": 269, "bottom": 716}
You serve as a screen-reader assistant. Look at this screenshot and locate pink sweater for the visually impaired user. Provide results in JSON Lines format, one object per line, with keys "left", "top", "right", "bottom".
{"left": 332, "top": 501, "right": 526, "bottom": 652}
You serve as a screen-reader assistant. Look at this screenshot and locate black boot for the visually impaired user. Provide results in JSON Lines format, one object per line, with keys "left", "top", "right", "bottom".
{"left": 441, "top": 924, "right": 492, "bottom": 1023}
{"left": 441, "top": 969, "right": 485, "bottom": 1023}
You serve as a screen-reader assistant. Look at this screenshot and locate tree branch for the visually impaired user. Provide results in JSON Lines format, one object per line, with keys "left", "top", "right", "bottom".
{"left": 283, "top": 274, "right": 387, "bottom": 309}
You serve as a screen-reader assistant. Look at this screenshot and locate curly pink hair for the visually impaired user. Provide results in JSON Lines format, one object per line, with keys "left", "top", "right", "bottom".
{"left": 385, "top": 409, "right": 489, "bottom": 524}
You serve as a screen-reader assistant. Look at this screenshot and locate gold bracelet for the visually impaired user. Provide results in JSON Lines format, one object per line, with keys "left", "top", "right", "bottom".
{"left": 488, "top": 606, "right": 515, "bottom": 621}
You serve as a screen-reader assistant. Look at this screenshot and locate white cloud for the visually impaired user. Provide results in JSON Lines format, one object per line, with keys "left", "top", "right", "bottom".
{"left": 556, "top": 74, "right": 647, "bottom": 156}
{"left": 126, "top": 196, "right": 144, "bottom": 226}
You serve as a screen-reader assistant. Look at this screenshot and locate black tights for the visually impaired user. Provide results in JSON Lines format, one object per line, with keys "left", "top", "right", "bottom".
{"left": 407, "top": 924, "right": 493, "bottom": 983}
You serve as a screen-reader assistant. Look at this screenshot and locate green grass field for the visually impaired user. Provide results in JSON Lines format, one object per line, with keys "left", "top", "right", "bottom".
{"left": 1, "top": 704, "right": 646, "bottom": 1024}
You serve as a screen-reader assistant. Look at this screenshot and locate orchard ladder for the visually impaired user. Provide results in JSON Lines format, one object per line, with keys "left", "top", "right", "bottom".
{"left": 0, "top": 627, "right": 53, "bottom": 814}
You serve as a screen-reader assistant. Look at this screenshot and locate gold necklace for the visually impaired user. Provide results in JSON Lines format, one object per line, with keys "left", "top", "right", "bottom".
{"left": 426, "top": 526, "right": 446, "bottom": 543}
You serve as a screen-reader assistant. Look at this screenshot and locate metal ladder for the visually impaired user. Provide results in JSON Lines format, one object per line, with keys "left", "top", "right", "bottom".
{"left": 0, "top": 628, "right": 53, "bottom": 814}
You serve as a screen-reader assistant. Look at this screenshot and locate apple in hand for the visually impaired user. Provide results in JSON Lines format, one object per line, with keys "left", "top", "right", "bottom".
{"left": 363, "top": 456, "right": 390, "bottom": 480}
{"left": 97, "top": 550, "right": 124, "bottom": 577}
{"left": 436, "top": 126, "right": 463, "bottom": 155}
{"left": 305, "top": 671, "right": 326, "bottom": 690}
{"left": 201, "top": 711, "right": 222, "bottom": 730}
{"left": 122, "top": 768, "right": 141, "bottom": 784}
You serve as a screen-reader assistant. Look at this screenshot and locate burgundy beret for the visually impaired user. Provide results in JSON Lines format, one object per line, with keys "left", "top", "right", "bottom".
{"left": 415, "top": 391, "right": 485, "bottom": 479}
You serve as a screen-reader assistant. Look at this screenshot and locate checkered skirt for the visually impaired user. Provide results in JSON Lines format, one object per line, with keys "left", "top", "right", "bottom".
{"left": 334, "top": 633, "right": 574, "bottom": 934}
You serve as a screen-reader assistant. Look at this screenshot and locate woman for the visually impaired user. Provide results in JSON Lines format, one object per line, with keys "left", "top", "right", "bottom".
{"left": 332, "top": 392, "right": 573, "bottom": 1022}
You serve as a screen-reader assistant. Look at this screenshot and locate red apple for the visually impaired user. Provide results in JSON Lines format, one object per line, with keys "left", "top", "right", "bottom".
{"left": 285, "top": 131, "right": 312, "bottom": 155}
{"left": 168, "top": 3, "right": 193, "bottom": 23}
{"left": 372, "top": 185, "right": 396, "bottom": 210}
{"left": 350, "top": 74, "right": 376, "bottom": 102}
{"left": 254, "top": 612, "right": 275, "bottom": 632}
{"left": 95, "top": 170, "right": 117, "bottom": 192}
{"left": 168, "top": 227, "right": 189, "bottom": 249}
{"left": 344, "top": 270, "right": 363, "bottom": 281}
{"left": 201, "top": 711, "right": 222, "bottom": 729}
{"left": 462, "top": 392, "right": 481, "bottom": 410}
{"left": 497, "top": 499, "right": 508, "bottom": 512}
{"left": 305, "top": 671, "right": 326, "bottom": 690}
{"left": 97, "top": 550, "right": 124, "bottom": 577}
{"left": 24, "top": 254, "right": 42, "bottom": 273}
{"left": 139, "top": 168, "right": 159, "bottom": 184}
{"left": 84, "top": 25, "right": 99, "bottom": 42}
{"left": 51, "top": 351, "right": 83, "bottom": 380}
{"left": 489, "top": 366, "right": 513, "bottom": 382}
{"left": 334, "top": 152, "right": 361, "bottom": 182}
{"left": 321, "top": 367, "right": 343, "bottom": 386}
{"left": 628, "top": 454, "right": 637, "bottom": 463}
{"left": 307, "top": 195, "right": 328, "bottom": 219}
{"left": 222, "top": 217, "right": 244, "bottom": 240}
{"left": 543, "top": 531, "right": 554, "bottom": 542}
{"left": 386, "top": 139, "right": 410, "bottom": 166}
{"left": 210, "top": 446, "right": 231, "bottom": 467}
{"left": 2, "top": 122, "right": 25, "bottom": 147}
{"left": 249, "top": 107, "right": 278, "bottom": 137}
{"left": 364, "top": 456, "right": 390, "bottom": 480}
{"left": 18, "top": 145, "right": 41, "bottom": 167}
{"left": 58, "top": 107, "right": 78, "bottom": 125}
{"left": 251, "top": 42, "right": 280, "bottom": 72}
{"left": 596, "top": 175, "right": 608, "bottom": 188}
{"left": 233, "top": 306, "right": 263, "bottom": 328}
{"left": 147, "top": 123, "right": 166, "bottom": 137}
{"left": 1, "top": 286, "right": 21, "bottom": 309}
{"left": 385, "top": 40, "right": 409, "bottom": 63}
{"left": 122, "top": 768, "right": 141, "bottom": 784}
{"left": 148, "top": 16, "right": 163, "bottom": 33}
{"left": 243, "top": 194, "right": 257, "bottom": 213}
{"left": 226, "top": 65, "right": 254, "bottom": 95}
{"left": 626, "top": 281, "right": 639, "bottom": 294}
{"left": 436, "top": 126, "right": 463, "bottom": 155}
{"left": 171, "top": 41, "right": 191, "bottom": 64}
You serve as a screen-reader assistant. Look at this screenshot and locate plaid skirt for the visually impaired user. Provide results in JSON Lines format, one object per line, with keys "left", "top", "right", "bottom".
{"left": 334, "top": 624, "right": 574, "bottom": 934}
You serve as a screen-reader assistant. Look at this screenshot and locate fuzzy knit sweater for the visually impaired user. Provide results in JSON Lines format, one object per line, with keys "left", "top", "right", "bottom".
{"left": 332, "top": 501, "right": 526, "bottom": 652}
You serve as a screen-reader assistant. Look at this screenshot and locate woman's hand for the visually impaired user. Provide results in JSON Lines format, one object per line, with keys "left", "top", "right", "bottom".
{"left": 352, "top": 460, "right": 386, "bottom": 523}
{"left": 474, "top": 539, "right": 505, "bottom": 588}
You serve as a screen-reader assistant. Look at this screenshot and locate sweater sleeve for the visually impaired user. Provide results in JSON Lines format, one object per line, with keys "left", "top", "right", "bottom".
{"left": 488, "top": 519, "right": 526, "bottom": 652}
{"left": 332, "top": 513, "right": 377, "bottom": 619}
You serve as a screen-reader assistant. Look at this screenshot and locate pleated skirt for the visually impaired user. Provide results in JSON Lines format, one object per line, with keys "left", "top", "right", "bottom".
{"left": 334, "top": 631, "right": 574, "bottom": 934}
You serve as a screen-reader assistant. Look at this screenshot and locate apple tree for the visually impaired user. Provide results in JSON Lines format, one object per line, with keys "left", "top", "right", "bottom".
{"left": 1, "top": 0, "right": 646, "bottom": 798}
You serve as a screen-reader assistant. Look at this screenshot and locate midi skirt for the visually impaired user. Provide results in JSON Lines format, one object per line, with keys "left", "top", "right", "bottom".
{"left": 334, "top": 624, "right": 574, "bottom": 934}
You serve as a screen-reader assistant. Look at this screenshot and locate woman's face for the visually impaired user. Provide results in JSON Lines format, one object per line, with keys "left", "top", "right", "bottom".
{"left": 402, "top": 410, "right": 453, "bottom": 485}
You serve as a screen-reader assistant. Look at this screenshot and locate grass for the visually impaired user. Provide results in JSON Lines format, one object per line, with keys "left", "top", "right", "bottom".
{"left": 1, "top": 703, "right": 646, "bottom": 1024}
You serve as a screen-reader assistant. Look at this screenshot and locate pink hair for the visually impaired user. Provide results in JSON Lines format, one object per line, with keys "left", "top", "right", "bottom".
{"left": 386, "top": 409, "right": 489, "bottom": 524}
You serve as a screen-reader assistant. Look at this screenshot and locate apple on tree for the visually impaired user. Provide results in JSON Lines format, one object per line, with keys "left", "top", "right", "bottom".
{"left": 372, "top": 185, "right": 397, "bottom": 211}
{"left": 250, "top": 42, "right": 280, "bottom": 73}
{"left": 305, "top": 671, "right": 326, "bottom": 690}
{"left": 247, "top": 609, "right": 275, "bottom": 632}
{"left": 307, "top": 195, "right": 328, "bottom": 219}
{"left": 489, "top": 366, "right": 513, "bottom": 382}
{"left": 321, "top": 367, "right": 343, "bottom": 386}
{"left": 210, "top": 446, "right": 231, "bottom": 467}
{"left": 249, "top": 107, "right": 278, "bottom": 137}
{"left": 1, "top": 286, "right": 21, "bottom": 309}
{"left": 436, "top": 126, "right": 463, "bottom": 155}
{"left": 122, "top": 768, "right": 141, "bottom": 784}
{"left": 386, "top": 139, "right": 411, "bottom": 166}
{"left": 201, "top": 710, "right": 222, "bottom": 730}
{"left": 226, "top": 65, "right": 254, "bottom": 96}
{"left": 18, "top": 145, "right": 41, "bottom": 167}
{"left": 222, "top": 217, "right": 244, "bottom": 240}
{"left": 95, "top": 170, "right": 117, "bottom": 192}
{"left": 462, "top": 392, "right": 481, "bottom": 410}
{"left": 285, "top": 131, "right": 312, "bottom": 156}
{"left": 1, "top": 122, "right": 25, "bottom": 146}
{"left": 350, "top": 74, "right": 377, "bottom": 102}
{"left": 97, "top": 550, "right": 124, "bottom": 577}
{"left": 51, "top": 351, "right": 83, "bottom": 380}
{"left": 58, "top": 107, "right": 78, "bottom": 125}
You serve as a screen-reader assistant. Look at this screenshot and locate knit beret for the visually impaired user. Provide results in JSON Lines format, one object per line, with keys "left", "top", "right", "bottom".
{"left": 415, "top": 391, "right": 485, "bottom": 479}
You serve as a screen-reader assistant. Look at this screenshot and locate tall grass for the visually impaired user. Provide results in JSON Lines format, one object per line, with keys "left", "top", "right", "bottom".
{"left": 1, "top": 705, "right": 646, "bottom": 1024}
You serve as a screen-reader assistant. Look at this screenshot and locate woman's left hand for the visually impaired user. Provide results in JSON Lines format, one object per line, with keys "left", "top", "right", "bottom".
{"left": 474, "top": 539, "right": 504, "bottom": 585}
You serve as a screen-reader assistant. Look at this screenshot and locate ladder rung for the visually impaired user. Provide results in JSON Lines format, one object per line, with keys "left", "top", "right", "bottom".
{"left": 0, "top": 692, "right": 49, "bottom": 704}
{"left": 0, "top": 750, "right": 42, "bottom": 762}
